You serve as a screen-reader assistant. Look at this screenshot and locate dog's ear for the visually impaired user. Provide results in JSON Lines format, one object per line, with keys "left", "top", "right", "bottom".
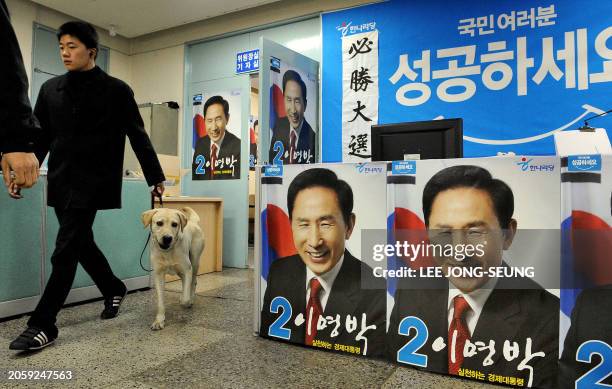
{"left": 141, "top": 209, "right": 157, "bottom": 228}
{"left": 177, "top": 210, "right": 188, "bottom": 231}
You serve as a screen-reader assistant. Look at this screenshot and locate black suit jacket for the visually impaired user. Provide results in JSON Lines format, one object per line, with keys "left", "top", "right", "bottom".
{"left": 33, "top": 66, "right": 165, "bottom": 209}
{"left": 260, "top": 251, "right": 386, "bottom": 358}
{"left": 192, "top": 130, "right": 241, "bottom": 180}
{"left": 559, "top": 285, "right": 612, "bottom": 388}
{"left": 0, "top": 0, "right": 39, "bottom": 154}
{"left": 387, "top": 274, "right": 559, "bottom": 388}
{"left": 268, "top": 117, "right": 315, "bottom": 164}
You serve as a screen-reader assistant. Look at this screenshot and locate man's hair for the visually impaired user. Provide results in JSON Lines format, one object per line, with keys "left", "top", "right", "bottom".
{"left": 203, "top": 95, "right": 229, "bottom": 119}
{"left": 57, "top": 21, "right": 99, "bottom": 59}
{"left": 287, "top": 168, "right": 353, "bottom": 225}
{"left": 422, "top": 165, "right": 514, "bottom": 228}
{"left": 282, "top": 70, "right": 307, "bottom": 102}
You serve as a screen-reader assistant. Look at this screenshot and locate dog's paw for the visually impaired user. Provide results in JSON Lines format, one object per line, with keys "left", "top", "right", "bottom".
{"left": 180, "top": 298, "right": 193, "bottom": 308}
{"left": 151, "top": 318, "right": 165, "bottom": 330}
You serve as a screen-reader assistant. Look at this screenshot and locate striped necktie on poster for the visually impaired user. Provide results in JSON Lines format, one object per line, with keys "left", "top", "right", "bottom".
{"left": 210, "top": 143, "right": 218, "bottom": 179}
{"left": 289, "top": 131, "right": 297, "bottom": 164}
{"left": 305, "top": 278, "right": 322, "bottom": 346}
{"left": 448, "top": 295, "right": 471, "bottom": 375}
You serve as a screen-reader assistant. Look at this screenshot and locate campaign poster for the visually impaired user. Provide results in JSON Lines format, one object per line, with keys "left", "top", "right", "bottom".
{"left": 268, "top": 58, "right": 318, "bottom": 165}
{"left": 191, "top": 90, "right": 242, "bottom": 180}
{"left": 258, "top": 163, "right": 386, "bottom": 357}
{"left": 383, "top": 157, "right": 561, "bottom": 388}
{"left": 559, "top": 154, "right": 612, "bottom": 389}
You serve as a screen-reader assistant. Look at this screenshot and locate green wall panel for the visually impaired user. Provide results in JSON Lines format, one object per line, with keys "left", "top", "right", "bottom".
{"left": 0, "top": 178, "right": 44, "bottom": 302}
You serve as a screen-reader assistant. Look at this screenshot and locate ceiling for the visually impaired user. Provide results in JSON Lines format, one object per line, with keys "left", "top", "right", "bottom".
{"left": 31, "top": 0, "right": 281, "bottom": 38}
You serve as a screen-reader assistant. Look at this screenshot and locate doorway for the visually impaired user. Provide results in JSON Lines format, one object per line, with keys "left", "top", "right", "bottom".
{"left": 248, "top": 73, "right": 259, "bottom": 268}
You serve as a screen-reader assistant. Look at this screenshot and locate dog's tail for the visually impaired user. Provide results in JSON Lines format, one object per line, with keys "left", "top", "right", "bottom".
{"left": 181, "top": 207, "right": 200, "bottom": 224}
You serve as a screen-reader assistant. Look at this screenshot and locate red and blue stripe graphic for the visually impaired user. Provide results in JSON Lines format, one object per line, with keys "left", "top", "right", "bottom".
{"left": 261, "top": 204, "right": 296, "bottom": 280}
{"left": 192, "top": 112, "right": 206, "bottom": 148}
{"left": 387, "top": 207, "right": 435, "bottom": 297}
{"left": 561, "top": 210, "right": 612, "bottom": 317}
{"left": 269, "top": 82, "right": 285, "bottom": 132}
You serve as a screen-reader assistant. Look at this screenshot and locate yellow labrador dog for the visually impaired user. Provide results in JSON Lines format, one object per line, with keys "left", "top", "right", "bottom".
{"left": 141, "top": 207, "right": 204, "bottom": 330}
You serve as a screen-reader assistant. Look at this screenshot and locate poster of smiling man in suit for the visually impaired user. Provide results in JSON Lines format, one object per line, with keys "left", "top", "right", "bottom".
{"left": 385, "top": 159, "right": 560, "bottom": 388}
{"left": 259, "top": 164, "right": 386, "bottom": 358}
{"left": 192, "top": 93, "right": 242, "bottom": 180}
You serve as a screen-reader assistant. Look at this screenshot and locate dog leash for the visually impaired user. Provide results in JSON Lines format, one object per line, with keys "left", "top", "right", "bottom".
{"left": 139, "top": 189, "right": 164, "bottom": 272}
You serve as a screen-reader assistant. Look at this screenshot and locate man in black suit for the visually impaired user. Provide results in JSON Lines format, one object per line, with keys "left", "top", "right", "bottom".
{"left": 559, "top": 285, "right": 612, "bottom": 388}
{"left": 9, "top": 21, "right": 165, "bottom": 351}
{"left": 192, "top": 95, "right": 241, "bottom": 180}
{"left": 387, "top": 165, "right": 559, "bottom": 388}
{"left": 268, "top": 70, "right": 315, "bottom": 165}
{"left": 260, "top": 168, "right": 385, "bottom": 357}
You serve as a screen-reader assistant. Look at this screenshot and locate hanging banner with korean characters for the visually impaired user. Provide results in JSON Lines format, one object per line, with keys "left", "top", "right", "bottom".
{"left": 342, "top": 30, "right": 378, "bottom": 162}
{"left": 322, "top": 0, "right": 612, "bottom": 162}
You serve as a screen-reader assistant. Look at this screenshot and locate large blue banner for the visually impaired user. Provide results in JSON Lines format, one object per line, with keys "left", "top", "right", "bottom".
{"left": 322, "top": 0, "right": 612, "bottom": 161}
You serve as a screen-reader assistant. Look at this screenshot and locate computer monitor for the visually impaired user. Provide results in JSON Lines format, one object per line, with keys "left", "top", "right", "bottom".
{"left": 371, "top": 118, "right": 463, "bottom": 161}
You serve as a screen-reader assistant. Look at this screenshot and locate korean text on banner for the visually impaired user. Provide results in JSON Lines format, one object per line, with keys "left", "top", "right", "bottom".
{"left": 342, "top": 30, "right": 379, "bottom": 162}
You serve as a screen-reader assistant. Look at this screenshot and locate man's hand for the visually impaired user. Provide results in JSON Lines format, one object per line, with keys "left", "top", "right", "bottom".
{"left": 7, "top": 181, "right": 23, "bottom": 199}
{"left": 1, "top": 152, "right": 39, "bottom": 188}
{"left": 151, "top": 182, "right": 165, "bottom": 198}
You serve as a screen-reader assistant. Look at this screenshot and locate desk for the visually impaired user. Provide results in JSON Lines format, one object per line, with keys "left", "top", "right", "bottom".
{"left": 154, "top": 197, "right": 223, "bottom": 274}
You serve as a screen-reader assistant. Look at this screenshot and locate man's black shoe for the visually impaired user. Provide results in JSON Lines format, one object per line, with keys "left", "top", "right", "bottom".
{"left": 101, "top": 284, "right": 127, "bottom": 319}
{"left": 9, "top": 327, "right": 57, "bottom": 351}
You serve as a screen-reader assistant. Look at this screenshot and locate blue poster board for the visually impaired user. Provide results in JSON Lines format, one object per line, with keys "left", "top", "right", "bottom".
{"left": 322, "top": 0, "right": 612, "bottom": 161}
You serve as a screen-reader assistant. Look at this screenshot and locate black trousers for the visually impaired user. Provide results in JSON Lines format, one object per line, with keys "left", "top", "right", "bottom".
{"left": 28, "top": 208, "right": 124, "bottom": 333}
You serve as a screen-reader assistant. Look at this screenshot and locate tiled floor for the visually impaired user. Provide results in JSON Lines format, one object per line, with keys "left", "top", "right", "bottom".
{"left": 0, "top": 268, "right": 498, "bottom": 388}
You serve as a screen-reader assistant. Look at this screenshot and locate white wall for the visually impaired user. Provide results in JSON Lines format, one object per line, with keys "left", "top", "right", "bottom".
{"left": 6, "top": 0, "right": 36, "bottom": 85}
{"left": 129, "top": 0, "right": 374, "bottom": 55}
{"left": 108, "top": 49, "right": 131, "bottom": 85}
{"left": 130, "top": 45, "right": 185, "bottom": 189}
